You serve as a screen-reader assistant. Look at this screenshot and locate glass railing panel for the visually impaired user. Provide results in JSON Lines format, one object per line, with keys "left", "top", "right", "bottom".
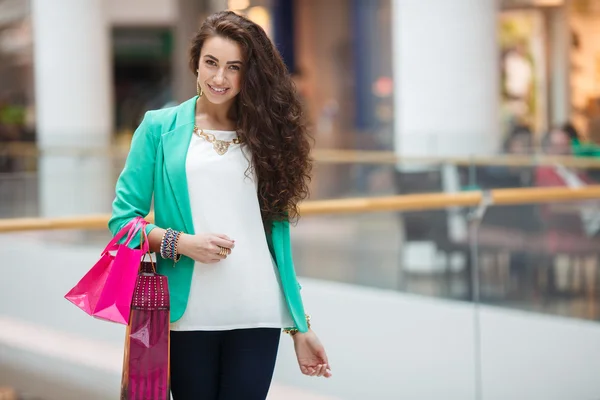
{"left": 475, "top": 201, "right": 600, "bottom": 322}
{"left": 293, "top": 209, "right": 474, "bottom": 302}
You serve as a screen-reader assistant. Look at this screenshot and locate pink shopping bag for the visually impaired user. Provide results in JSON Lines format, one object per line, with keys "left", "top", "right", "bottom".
{"left": 64, "top": 217, "right": 149, "bottom": 325}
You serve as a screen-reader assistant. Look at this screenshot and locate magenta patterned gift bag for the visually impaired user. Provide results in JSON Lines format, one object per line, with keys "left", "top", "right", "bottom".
{"left": 120, "top": 261, "right": 171, "bottom": 400}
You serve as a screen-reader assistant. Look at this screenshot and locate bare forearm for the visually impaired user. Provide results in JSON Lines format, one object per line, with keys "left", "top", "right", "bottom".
{"left": 148, "top": 227, "right": 166, "bottom": 254}
{"left": 148, "top": 227, "right": 193, "bottom": 257}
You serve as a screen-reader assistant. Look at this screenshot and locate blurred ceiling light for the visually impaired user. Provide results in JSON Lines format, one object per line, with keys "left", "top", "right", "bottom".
{"left": 246, "top": 6, "right": 271, "bottom": 37}
{"left": 228, "top": 0, "right": 250, "bottom": 11}
{"left": 372, "top": 76, "right": 394, "bottom": 98}
{"left": 531, "top": 0, "right": 563, "bottom": 6}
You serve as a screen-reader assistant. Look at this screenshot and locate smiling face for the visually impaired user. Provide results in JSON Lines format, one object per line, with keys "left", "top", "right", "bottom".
{"left": 196, "top": 36, "right": 244, "bottom": 106}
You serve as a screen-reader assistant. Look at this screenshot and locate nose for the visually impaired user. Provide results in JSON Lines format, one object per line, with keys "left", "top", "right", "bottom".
{"left": 213, "top": 70, "right": 225, "bottom": 85}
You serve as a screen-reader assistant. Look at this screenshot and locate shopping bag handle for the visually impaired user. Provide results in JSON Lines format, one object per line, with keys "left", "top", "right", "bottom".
{"left": 139, "top": 222, "right": 150, "bottom": 254}
{"left": 140, "top": 229, "right": 156, "bottom": 273}
{"left": 124, "top": 218, "right": 147, "bottom": 246}
{"left": 102, "top": 216, "right": 144, "bottom": 254}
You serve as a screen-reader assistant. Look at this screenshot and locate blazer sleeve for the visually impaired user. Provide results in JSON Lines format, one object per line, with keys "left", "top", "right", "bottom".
{"left": 108, "top": 111, "right": 158, "bottom": 245}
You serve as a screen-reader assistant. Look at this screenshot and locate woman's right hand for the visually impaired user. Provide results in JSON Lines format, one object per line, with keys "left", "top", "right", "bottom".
{"left": 177, "top": 233, "right": 235, "bottom": 264}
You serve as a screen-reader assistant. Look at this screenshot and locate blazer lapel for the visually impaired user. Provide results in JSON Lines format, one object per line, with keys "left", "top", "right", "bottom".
{"left": 162, "top": 97, "right": 197, "bottom": 234}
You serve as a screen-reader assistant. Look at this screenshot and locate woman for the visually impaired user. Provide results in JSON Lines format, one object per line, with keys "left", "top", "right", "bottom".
{"left": 109, "top": 11, "right": 331, "bottom": 400}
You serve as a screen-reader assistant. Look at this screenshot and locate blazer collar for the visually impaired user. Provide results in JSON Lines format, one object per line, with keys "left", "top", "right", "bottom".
{"left": 162, "top": 96, "right": 198, "bottom": 234}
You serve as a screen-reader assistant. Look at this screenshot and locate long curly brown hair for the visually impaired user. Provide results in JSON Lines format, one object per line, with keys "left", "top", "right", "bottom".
{"left": 189, "top": 11, "right": 312, "bottom": 228}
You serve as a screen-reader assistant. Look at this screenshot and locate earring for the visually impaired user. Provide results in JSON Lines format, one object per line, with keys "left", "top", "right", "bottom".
{"left": 196, "top": 80, "right": 203, "bottom": 97}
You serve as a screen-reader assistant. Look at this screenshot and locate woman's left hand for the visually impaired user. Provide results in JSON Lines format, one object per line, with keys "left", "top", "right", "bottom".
{"left": 292, "top": 330, "right": 332, "bottom": 378}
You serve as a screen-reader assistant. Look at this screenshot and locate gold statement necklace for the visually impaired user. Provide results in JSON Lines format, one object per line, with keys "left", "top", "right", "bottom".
{"left": 193, "top": 125, "right": 242, "bottom": 155}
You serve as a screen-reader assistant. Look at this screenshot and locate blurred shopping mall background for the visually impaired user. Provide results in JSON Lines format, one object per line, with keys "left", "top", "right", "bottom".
{"left": 3, "top": 0, "right": 600, "bottom": 399}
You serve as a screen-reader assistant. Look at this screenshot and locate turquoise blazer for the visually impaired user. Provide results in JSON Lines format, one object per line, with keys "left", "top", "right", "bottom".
{"left": 108, "top": 96, "right": 308, "bottom": 332}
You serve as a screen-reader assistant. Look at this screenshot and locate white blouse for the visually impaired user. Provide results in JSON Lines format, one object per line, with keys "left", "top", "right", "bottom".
{"left": 169, "top": 129, "right": 294, "bottom": 331}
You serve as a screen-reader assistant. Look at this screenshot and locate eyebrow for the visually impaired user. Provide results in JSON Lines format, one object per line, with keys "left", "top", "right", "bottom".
{"left": 204, "top": 54, "right": 243, "bottom": 65}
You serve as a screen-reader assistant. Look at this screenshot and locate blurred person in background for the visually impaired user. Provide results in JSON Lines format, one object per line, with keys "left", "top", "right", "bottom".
{"left": 535, "top": 127, "right": 577, "bottom": 188}
{"left": 561, "top": 120, "right": 600, "bottom": 181}
{"left": 477, "top": 125, "right": 536, "bottom": 293}
{"left": 480, "top": 124, "right": 534, "bottom": 189}
{"left": 535, "top": 128, "right": 595, "bottom": 232}
{"left": 562, "top": 121, "right": 580, "bottom": 144}
{"left": 109, "top": 11, "right": 331, "bottom": 400}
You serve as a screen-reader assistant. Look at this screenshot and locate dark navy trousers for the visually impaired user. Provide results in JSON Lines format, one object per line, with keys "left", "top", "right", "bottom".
{"left": 170, "top": 328, "right": 281, "bottom": 400}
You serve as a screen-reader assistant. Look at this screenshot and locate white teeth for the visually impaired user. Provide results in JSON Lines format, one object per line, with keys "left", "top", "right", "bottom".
{"left": 209, "top": 85, "right": 227, "bottom": 93}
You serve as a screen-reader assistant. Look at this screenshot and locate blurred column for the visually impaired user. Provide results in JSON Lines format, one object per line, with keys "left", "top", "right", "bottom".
{"left": 548, "top": 5, "right": 571, "bottom": 127}
{"left": 173, "top": 0, "right": 224, "bottom": 103}
{"left": 392, "top": 0, "right": 501, "bottom": 158}
{"left": 31, "top": 0, "right": 113, "bottom": 217}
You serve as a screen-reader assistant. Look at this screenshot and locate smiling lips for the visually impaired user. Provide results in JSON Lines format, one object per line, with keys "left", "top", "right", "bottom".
{"left": 207, "top": 83, "right": 229, "bottom": 95}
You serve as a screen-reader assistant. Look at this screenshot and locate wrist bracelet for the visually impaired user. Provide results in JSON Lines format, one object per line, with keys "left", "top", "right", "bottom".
{"left": 283, "top": 314, "right": 311, "bottom": 336}
{"left": 160, "top": 229, "right": 174, "bottom": 260}
{"left": 160, "top": 228, "right": 182, "bottom": 262}
{"left": 159, "top": 231, "right": 168, "bottom": 259}
{"left": 172, "top": 231, "right": 182, "bottom": 263}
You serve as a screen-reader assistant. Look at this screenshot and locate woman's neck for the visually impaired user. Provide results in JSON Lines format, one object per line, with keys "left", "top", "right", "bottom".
{"left": 195, "top": 96, "right": 236, "bottom": 130}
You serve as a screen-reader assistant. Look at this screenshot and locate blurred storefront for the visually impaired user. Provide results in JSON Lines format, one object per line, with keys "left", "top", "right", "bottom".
{"left": 569, "top": 0, "right": 600, "bottom": 143}
{"left": 112, "top": 28, "right": 174, "bottom": 142}
{"left": 4, "top": 0, "right": 600, "bottom": 162}
{"left": 499, "top": 0, "right": 600, "bottom": 143}
{"left": 0, "top": 0, "right": 33, "bottom": 150}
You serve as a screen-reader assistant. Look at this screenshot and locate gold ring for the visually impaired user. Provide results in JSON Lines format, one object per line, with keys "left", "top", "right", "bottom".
{"left": 218, "top": 246, "right": 227, "bottom": 257}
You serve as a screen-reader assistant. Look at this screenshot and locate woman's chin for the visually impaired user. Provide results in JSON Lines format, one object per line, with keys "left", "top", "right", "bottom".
{"left": 204, "top": 94, "right": 236, "bottom": 105}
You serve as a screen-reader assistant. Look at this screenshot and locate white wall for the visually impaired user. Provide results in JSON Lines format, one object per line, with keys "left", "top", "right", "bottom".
{"left": 479, "top": 307, "right": 600, "bottom": 400}
{"left": 2, "top": 234, "right": 600, "bottom": 400}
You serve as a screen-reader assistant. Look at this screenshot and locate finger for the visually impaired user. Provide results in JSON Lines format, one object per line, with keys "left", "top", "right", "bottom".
{"left": 215, "top": 247, "right": 231, "bottom": 256}
{"left": 316, "top": 365, "right": 325, "bottom": 377}
{"left": 213, "top": 246, "right": 230, "bottom": 259}
{"left": 311, "top": 365, "right": 321, "bottom": 377}
{"left": 309, "top": 367, "right": 317, "bottom": 376}
{"left": 212, "top": 235, "right": 235, "bottom": 248}
{"left": 323, "top": 368, "right": 333, "bottom": 378}
{"left": 300, "top": 366, "right": 310, "bottom": 375}
{"left": 213, "top": 233, "right": 233, "bottom": 241}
